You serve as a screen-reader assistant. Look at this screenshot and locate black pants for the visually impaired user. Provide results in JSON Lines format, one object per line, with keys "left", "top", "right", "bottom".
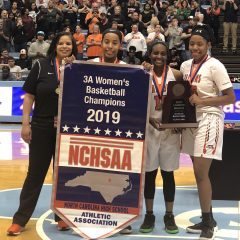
{"left": 144, "top": 169, "right": 175, "bottom": 203}
{"left": 13, "top": 118, "right": 60, "bottom": 226}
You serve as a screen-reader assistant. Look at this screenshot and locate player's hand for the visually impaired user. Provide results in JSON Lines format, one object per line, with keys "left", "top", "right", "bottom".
{"left": 149, "top": 118, "right": 165, "bottom": 131}
{"left": 63, "top": 55, "right": 76, "bottom": 64}
{"left": 21, "top": 125, "right": 32, "bottom": 144}
{"left": 142, "top": 61, "right": 152, "bottom": 72}
{"left": 189, "top": 93, "right": 202, "bottom": 106}
{"left": 171, "top": 128, "right": 182, "bottom": 134}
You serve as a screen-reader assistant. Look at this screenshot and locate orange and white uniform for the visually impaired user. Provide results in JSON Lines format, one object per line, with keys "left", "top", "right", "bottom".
{"left": 180, "top": 56, "right": 233, "bottom": 160}
{"left": 146, "top": 67, "right": 181, "bottom": 172}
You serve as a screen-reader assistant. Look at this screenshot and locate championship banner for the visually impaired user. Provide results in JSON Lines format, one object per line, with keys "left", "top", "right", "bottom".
{"left": 52, "top": 61, "right": 151, "bottom": 239}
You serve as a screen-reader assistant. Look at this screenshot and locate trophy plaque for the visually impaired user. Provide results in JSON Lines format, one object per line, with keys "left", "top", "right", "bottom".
{"left": 161, "top": 81, "right": 198, "bottom": 128}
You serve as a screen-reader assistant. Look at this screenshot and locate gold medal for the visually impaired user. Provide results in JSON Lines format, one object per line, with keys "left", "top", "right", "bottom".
{"left": 55, "top": 87, "right": 60, "bottom": 95}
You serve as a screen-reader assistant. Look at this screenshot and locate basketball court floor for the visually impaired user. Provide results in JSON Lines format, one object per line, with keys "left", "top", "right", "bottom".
{"left": 0, "top": 124, "right": 239, "bottom": 240}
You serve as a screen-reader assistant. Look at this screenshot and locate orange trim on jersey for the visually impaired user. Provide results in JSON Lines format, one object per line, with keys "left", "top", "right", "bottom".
{"left": 189, "top": 55, "right": 210, "bottom": 84}
{"left": 212, "top": 117, "right": 220, "bottom": 155}
{"left": 202, "top": 118, "right": 211, "bottom": 155}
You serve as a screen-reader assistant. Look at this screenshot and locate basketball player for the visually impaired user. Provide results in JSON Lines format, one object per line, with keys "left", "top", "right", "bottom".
{"left": 180, "top": 24, "right": 235, "bottom": 239}
{"left": 140, "top": 40, "right": 182, "bottom": 234}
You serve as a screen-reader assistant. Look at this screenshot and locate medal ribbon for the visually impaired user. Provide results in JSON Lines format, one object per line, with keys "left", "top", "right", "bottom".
{"left": 54, "top": 58, "right": 61, "bottom": 83}
{"left": 189, "top": 55, "right": 208, "bottom": 84}
{"left": 152, "top": 65, "right": 168, "bottom": 99}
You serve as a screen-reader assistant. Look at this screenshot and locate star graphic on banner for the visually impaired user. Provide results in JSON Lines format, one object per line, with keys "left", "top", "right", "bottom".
{"left": 104, "top": 128, "right": 111, "bottom": 136}
{"left": 136, "top": 131, "right": 144, "bottom": 138}
{"left": 94, "top": 127, "right": 101, "bottom": 134}
{"left": 73, "top": 125, "right": 80, "bottom": 133}
{"left": 115, "top": 129, "right": 122, "bottom": 136}
{"left": 83, "top": 126, "right": 91, "bottom": 133}
{"left": 125, "top": 130, "right": 133, "bottom": 138}
{"left": 62, "top": 125, "right": 69, "bottom": 132}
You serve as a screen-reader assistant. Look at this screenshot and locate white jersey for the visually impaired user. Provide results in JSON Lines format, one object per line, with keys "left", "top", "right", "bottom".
{"left": 146, "top": 67, "right": 180, "bottom": 172}
{"left": 180, "top": 56, "right": 232, "bottom": 117}
{"left": 91, "top": 58, "right": 126, "bottom": 64}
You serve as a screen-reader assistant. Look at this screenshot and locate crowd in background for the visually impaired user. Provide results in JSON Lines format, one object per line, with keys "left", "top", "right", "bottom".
{"left": 0, "top": 0, "right": 239, "bottom": 80}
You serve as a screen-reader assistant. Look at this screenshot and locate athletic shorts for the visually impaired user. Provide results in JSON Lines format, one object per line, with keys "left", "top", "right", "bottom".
{"left": 145, "top": 124, "right": 180, "bottom": 172}
{"left": 181, "top": 112, "right": 224, "bottom": 160}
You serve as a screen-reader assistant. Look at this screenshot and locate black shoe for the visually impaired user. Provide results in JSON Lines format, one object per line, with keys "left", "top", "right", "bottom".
{"left": 139, "top": 214, "right": 155, "bottom": 233}
{"left": 164, "top": 213, "right": 179, "bottom": 234}
{"left": 199, "top": 225, "right": 215, "bottom": 239}
{"left": 119, "top": 225, "right": 132, "bottom": 234}
{"left": 186, "top": 220, "right": 217, "bottom": 234}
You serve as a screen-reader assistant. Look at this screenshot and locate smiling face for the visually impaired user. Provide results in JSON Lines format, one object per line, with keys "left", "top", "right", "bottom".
{"left": 189, "top": 35, "right": 210, "bottom": 63}
{"left": 56, "top": 35, "right": 73, "bottom": 61}
{"left": 102, "top": 32, "right": 121, "bottom": 62}
{"left": 150, "top": 43, "right": 168, "bottom": 69}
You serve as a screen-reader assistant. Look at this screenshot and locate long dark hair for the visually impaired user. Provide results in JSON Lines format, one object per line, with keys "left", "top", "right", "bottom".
{"left": 47, "top": 32, "right": 78, "bottom": 60}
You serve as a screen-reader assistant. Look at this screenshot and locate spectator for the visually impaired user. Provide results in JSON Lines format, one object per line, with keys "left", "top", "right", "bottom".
{"left": 108, "top": 5, "right": 125, "bottom": 32}
{"left": 0, "top": 10, "right": 13, "bottom": 51}
{"left": 98, "top": 12, "right": 109, "bottom": 33}
{"left": 63, "top": 0, "right": 78, "bottom": 29}
{"left": 156, "top": 0, "right": 169, "bottom": 28}
{"left": 165, "top": 17, "right": 183, "bottom": 50}
{"left": 12, "top": 17, "right": 28, "bottom": 52}
{"left": 63, "top": 25, "right": 72, "bottom": 33}
{"left": 86, "top": 24, "right": 102, "bottom": 59}
{"left": 124, "top": 24, "right": 147, "bottom": 62}
{"left": 21, "top": 8, "right": 35, "bottom": 42}
{"left": 190, "top": 0, "right": 210, "bottom": 25}
{"left": 8, "top": 56, "right": 22, "bottom": 80}
{"left": 207, "top": 0, "right": 221, "bottom": 46}
{"left": 45, "top": 0, "right": 63, "bottom": 33}
{"left": 181, "top": 16, "right": 198, "bottom": 60}
{"left": 0, "top": 48, "right": 11, "bottom": 64}
{"left": 221, "top": 0, "right": 239, "bottom": 53}
{"left": 126, "top": 0, "right": 140, "bottom": 20}
{"left": 169, "top": 47, "right": 181, "bottom": 69}
{"left": 15, "top": 49, "right": 32, "bottom": 70}
{"left": 45, "top": 32, "right": 55, "bottom": 44}
{"left": 77, "top": 0, "right": 91, "bottom": 30}
{"left": 123, "top": 46, "right": 141, "bottom": 64}
{"left": 1, "top": 65, "right": 10, "bottom": 80}
{"left": 85, "top": 2, "right": 100, "bottom": 34}
{"left": 96, "top": 0, "right": 108, "bottom": 14}
{"left": 36, "top": 6, "right": 48, "bottom": 33}
{"left": 28, "top": 31, "right": 50, "bottom": 66}
{"left": 28, "top": 2, "right": 39, "bottom": 23}
{"left": 107, "top": 0, "right": 119, "bottom": 17}
{"left": 73, "top": 25, "right": 85, "bottom": 60}
{"left": 125, "top": 11, "right": 145, "bottom": 34}
{"left": 147, "top": 16, "right": 160, "bottom": 34}
{"left": 146, "top": 24, "right": 165, "bottom": 45}
{"left": 9, "top": 1, "right": 21, "bottom": 19}
{"left": 140, "top": 3, "right": 155, "bottom": 32}
{"left": 176, "top": 0, "right": 191, "bottom": 27}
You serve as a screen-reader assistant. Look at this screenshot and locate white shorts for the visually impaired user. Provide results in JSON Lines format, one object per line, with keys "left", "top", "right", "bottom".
{"left": 181, "top": 112, "right": 224, "bottom": 160}
{"left": 145, "top": 124, "right": 180, "bottom": 172}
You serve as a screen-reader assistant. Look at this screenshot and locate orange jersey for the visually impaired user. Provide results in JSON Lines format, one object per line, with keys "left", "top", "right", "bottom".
{"left": 86, "top": 34, "right": 102, "bottom": 57}
{"left": 85, "top": 12, "right": 100, "bottom": 33}
{"left": 73, "top": 33, "right": 85, "bottom": 53}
